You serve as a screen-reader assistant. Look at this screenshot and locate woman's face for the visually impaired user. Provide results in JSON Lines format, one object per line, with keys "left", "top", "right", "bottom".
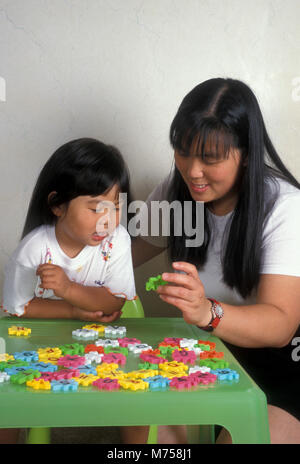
{"left": 174, "top": 142, "right": 245, "bottom": 216}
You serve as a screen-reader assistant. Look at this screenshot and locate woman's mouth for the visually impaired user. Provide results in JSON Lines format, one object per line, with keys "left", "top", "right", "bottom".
{"left": 190, "top": 182, "right": 209, "bottom": 193}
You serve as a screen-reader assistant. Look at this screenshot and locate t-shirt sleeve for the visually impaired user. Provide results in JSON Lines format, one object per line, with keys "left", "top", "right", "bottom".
{"left": 2, "top": 258, "right": 37, "bottom": 316}
{"left": 260, "top": 193, "right": 300, "bottom": 276}
{"left": 104, "top": 226, "right": 137, "bottom": 300}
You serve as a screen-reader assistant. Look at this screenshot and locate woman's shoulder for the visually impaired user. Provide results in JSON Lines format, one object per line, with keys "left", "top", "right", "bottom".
{"left": 146, "top": 173, "right": 173, "bottom": 202}
{"left": 10, "top": 225, "right": 49, "bottom": 267}
{"left": 266, "top": 175, "right": 300, "bottom": 208}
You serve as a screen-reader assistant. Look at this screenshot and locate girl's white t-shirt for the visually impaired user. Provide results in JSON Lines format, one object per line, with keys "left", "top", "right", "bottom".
{"left": 141, "top": 174, "right": 300, "bottom": 305}
{"left": 2, "top": 223, "right": 137, "bottom": 316}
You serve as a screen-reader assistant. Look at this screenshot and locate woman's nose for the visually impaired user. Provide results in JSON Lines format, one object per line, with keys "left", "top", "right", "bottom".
{"left": 187, "top": 157, "right": 205, "bottom": 180}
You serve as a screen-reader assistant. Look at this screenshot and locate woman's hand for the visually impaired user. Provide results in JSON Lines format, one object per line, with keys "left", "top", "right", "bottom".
{"left": 36, "top": 263, "right": 71, "bottom": 299}
{"left": 156, "top": 261, "right": 212, "bottom": 327}
{"left": 71, "top": 306, "right": 122, "bottom": 322}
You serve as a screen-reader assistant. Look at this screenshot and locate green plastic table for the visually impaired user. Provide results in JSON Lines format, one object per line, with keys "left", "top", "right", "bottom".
{"left": 0, "top": 317, "right": 270, "bottom": 444}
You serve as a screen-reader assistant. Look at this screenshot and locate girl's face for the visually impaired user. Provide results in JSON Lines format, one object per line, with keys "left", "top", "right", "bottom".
{"left": 174, "top": 140, "right": 245, "bottom": 216}
{"left": 52, "top": 184, "right": 121, "bottom": 257}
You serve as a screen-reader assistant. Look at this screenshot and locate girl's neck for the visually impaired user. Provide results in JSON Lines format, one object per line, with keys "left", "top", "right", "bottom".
{"left": 54, "top": 224, "right": 85, "bottom": 258}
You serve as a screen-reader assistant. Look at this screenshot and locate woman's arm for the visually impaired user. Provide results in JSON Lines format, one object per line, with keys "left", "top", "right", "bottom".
{"left": 131, "top": 236, "right": 167, "bottom": 268}
{"left": 157, "top": 262, "right": 300, "bottom": 348}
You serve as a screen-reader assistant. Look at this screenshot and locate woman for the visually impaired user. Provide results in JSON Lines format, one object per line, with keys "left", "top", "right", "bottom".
{"left": 130, "top": 78, "right": 300, "bottom": 444}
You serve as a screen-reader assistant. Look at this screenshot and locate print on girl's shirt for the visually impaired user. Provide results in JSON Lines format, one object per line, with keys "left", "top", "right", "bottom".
{"left": 101, "top": 240, "right": 113, "bottom": 262}
{"left": 94, "top": 280, "right": 105, "bottom": 286}
{"left": 36, "top": 247, "right": 54, "bottom": 297}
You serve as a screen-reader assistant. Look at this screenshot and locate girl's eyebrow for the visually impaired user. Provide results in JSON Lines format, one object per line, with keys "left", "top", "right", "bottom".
{"left": 87, "top": 198, "right": 120, "bottom": 204}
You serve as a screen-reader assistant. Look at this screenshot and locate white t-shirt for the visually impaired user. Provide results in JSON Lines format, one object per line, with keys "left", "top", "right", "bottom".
{"left": 140, "top": 173, "right": 300, "bottom": 306}
{"left": 2, "top": 223, "right": 137, "bottom": 316}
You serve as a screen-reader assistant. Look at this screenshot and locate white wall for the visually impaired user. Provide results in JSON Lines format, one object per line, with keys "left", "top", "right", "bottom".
{"left": 0, "top": 0, "right": 299, "bottom": 316}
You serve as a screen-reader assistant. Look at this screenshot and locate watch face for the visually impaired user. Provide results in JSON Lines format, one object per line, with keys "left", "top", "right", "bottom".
{"left": 214, "top": 305, "right": 223, "bottom": 318}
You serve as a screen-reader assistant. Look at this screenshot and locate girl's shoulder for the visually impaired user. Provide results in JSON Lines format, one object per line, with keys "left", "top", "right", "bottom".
{"left": 10, "top": 225, "right": 50, "bottom": 267}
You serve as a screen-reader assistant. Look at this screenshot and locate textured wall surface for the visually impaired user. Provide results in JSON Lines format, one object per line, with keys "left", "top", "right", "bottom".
{"left": 0, "top": 0, "right": 299, "bottom": 316}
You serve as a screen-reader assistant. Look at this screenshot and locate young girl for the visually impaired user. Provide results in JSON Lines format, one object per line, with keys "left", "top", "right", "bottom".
{"left": 2, "top": 137, "right": 137, "bottom": 319}
{"left": 132, "top": 78, "right": 300, "bottom": 443}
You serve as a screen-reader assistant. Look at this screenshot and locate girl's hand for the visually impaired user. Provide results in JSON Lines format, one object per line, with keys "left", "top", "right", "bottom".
{"left": 36, "top": 264, "right": 71, "bottom": 299}
{"left": 72, "top": 306, "right": 122, "bottom": 322}
{"left": 156, "top": 261, "right": 212, "bottom": 327}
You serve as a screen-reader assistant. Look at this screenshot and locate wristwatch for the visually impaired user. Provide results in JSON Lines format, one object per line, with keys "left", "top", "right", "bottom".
{"left": 198, "top": 298, "right": 224, "bottom": 332}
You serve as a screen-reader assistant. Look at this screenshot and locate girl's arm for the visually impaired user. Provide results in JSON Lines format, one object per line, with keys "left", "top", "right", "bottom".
{"left": 37, "top": 263, "right": 124, "bottom": 315}
{"left": 22, "top": 297, "right": 122, "bottom": 321}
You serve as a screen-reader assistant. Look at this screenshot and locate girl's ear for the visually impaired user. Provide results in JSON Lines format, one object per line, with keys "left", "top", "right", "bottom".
{"left": 48, "top": 191, "right": 64, "bottom": 217}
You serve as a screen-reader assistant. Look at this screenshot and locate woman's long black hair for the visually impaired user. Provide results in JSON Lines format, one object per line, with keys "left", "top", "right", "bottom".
{"left": 22, "top": 137, "right": 133, "bottom": 239}
{"left": 168, "top": 78, "right": 300, "bottom": 299}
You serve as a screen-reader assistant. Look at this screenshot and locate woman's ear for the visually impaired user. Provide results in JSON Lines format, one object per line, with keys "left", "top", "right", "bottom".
{"left": 48, "top": 191, "right": 63, "bottom": 217}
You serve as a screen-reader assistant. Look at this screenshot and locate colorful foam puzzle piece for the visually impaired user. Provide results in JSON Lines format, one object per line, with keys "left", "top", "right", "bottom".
{"left": 170, "top": 375, "right": 199, "bottom": 389}
{"left": 29, "top": 362, "right": 58, "bottom": 373}
{"left": 84, "top": 344, "right": 104, "bottom": 354}
{"left": 129, "top": 343, "right": 152, "bottom": 354}
{"left": 104, "top": 346, "right": 128, "bottom": 356}
{"left": 51, "top": 379, "right": 78, "bottom": 392}
{"left": 82, "top": 324, "right": 106, "bottom": 334}
{"left": 199, "top": 350, "right": 224, "bottom": 359}
{"left": 126, "top": 369, "right": 159, "bottom": 379}
{"left": 138, "top": 361, "right": 159, "bottom": 370}
{"left": 163, "top": 337, "right": 182, "bottom": 347}
{"left": 158, "top": 345, "right": 176, "bottom": 356}
{"left": 73, "top": 373, "right": 99, "bottom": 386}
{"left": 57, "top": 355, "right": 86, "bottom": 368}
{"left": 159, "top": 361, "right": 189, "bottom": 373}
{"left": 93, "top": 377, "right": 120, "bottom": 391}
{"left": 84, "top": 352, "right": 103, "bottom": 364}
{"left": 72, "top": 329, "right": 99, "bottom": 340}
{"left": 189, "top": 365, "right": 211, "bottom": 374}
{"left": 0, "top": 354, "right": 14, "bottom": 362}
{"left": 38, "top": 347, "right": 62, "bottom": 359}
{"left": 10, "top": 369, "right": 41, "bottom": 385}
{"left": 189, "top": 372, "right": 218, "bottom": 385}
{"left": 104, "top": 326, "right": 126, "bottom": 337}
{"left": 140, "top": 354, "right": 168, "bottom": 365}
{"left": 145, "top": 274, "right": 168, "bottom": 291}
{"left": 102, "top": 353, "right": 127, "bottom": 366}
{"left": 0, "top": 372, "right": 10, "bottom": 383}
{"left": 160, "top": 369, "right": 188, "bottom": 379}
{"left": 143, "top": 375, "right": 170, "bottom": 390}
{"left": 5, "top": 366, "right": 35, "bottom": 376}
{"left": 118, "top": 337, "right": 141, "bottom": 347}
{"left": 26, "top": 378, "right": 51, "bottom": 390}
{"left": 0, "top": 360, "right": 29, "bottom": 372}
{"left": 51, "top": 368, "right": 80, "bottom": 380}
{"left": 179, "top": 338, "right": 198, "bottom": 349}
{"left": 210, "top": 368, "right": 240, "bottom": 381}
{"left": 59, "top": 343, "right": 85, "bottom": 356}
{"left": 96, "top": 367, "right": 126, "bottom": 380}
{"left": 198, "top": 340, "right": 216, "bottom": 350}
{"left": 78, "top": 365, "right": 98, "bottom": 375}
{"left": 118, "top": 378, "right": 149, "bottom": 391}
{"left": 13, "top": 351, "right": 39, "bottom": 363}
{"left": 172, "top": 349, "right": 197, "bottom": 365}
{"left": 95, "top": 339, "right": 120, "bottom": 348}
{"left": 199, "top": 359, "right": 229, "bottom": 369}
{"left": 8, "top": 326, "right": 31, "bottom": 337}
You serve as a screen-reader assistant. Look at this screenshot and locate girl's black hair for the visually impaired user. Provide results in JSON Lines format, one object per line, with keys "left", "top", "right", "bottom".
{"left": 168, "top": 78, "right": 300, "bottom": 299}
{"left": 22, "top": 138, "right": 133, "bottom": 239}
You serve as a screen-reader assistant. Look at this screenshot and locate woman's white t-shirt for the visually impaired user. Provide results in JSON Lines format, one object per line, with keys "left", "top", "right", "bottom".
{"left": 141, "top": 173, "right": 300, "bottom": 305}
{"left": 2, "top": 223, "right": 137, "bottom": 316}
